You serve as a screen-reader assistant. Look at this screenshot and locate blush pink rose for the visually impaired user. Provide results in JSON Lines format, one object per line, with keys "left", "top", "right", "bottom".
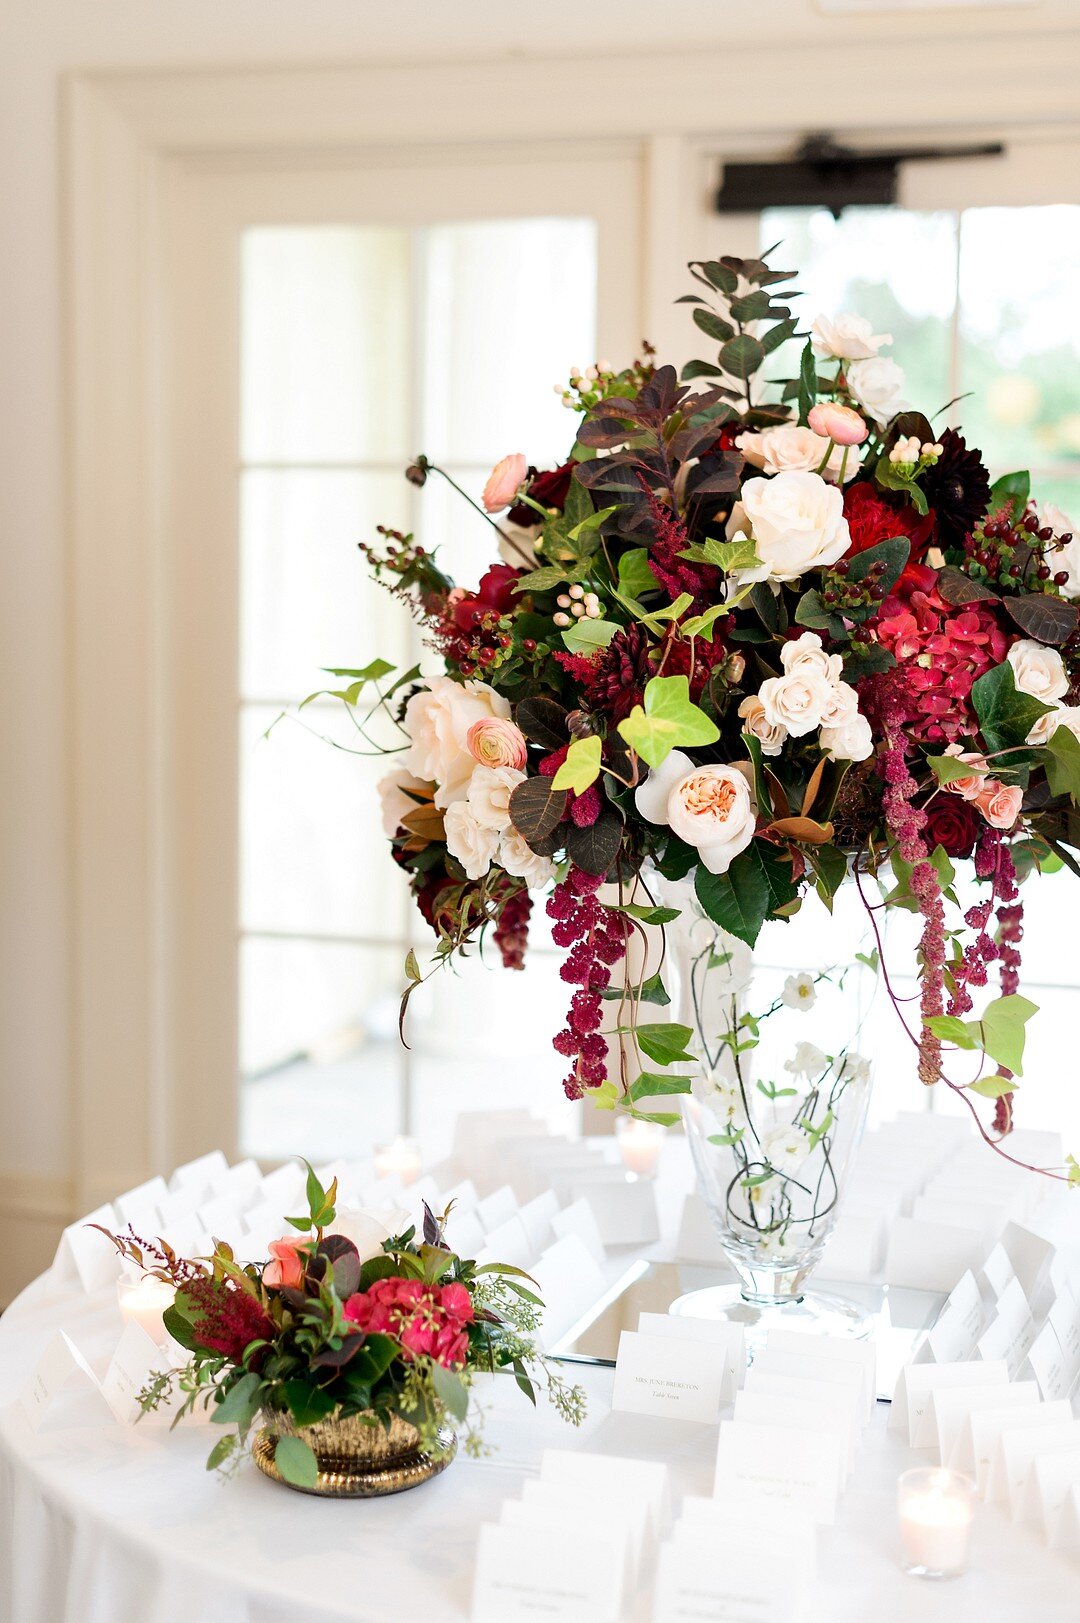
{"left": 807, "top": 402, "right": 869, "bottom": 446}
{"left": 263, "top": 1238, "right": 306, "bottom": 1290}
{"left": 943, "top": 745, "right": 989, "bottom": 802}
{"left": 482, "top": 453, "right": 528, "bottom": 513}
{"left": 467, "top": 716, "right": 528, "bottom": 771}
{"left": 974, "top": 780, "right": 1023, "bottom": 830}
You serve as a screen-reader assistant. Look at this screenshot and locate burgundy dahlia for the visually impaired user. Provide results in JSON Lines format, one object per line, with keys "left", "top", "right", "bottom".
{"left": 920, "top": 429, "right": 992, "bottom": 550}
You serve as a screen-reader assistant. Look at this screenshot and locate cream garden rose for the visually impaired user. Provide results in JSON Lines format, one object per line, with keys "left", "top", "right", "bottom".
{"left": 780, "top": 631, "right": 843, "bottom": 684}
{"left": 821, "top": 709, "right": 873, "bottom": 763}
{"left": 442, "top": 800, "right": 499, "bottom": 880}
{"left": 498, "top": 829, "right": 555, "bottom": 889}
{"left": 728, "top": 470, "right": 850, "bottom": 583}
{"left": 737, "top": 423, "right": 861, "bottom": 484}
{"left": 1042, "top": 502, "right": 1080, "bottom": 600}
{"left": 465, "top": 763, "right": 525, "bottom": 832}
{"left": 1007, "top": 638, "right": 1069, "bottom": 705}
{"left": 737, "top": 694, "right": 786, "bottom": 757}
{"left": 758, "top": 667, "right": 834, "bottom": 738}
{"left": 635, "top": 749, "right": 756, "bottom": 874}
{"left": 376, "top": 766, "right": 432, "bottom": 839}
{"left": 811, "top": 312, "right": 892, "bottom": 361}
{"left": 847, "top": 356, "right": 905, "bottom": 426}
{"left": 403, "top": 676, "right": 511, "bottom": 808}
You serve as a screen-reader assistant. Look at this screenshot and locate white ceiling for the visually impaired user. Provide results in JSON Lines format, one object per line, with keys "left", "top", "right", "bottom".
{"left": 12, "top": 0, "right": 1080, "bottom": 72}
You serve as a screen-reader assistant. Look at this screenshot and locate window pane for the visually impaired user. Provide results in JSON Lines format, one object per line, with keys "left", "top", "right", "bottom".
{"left": 240, "top": 704, "right": 409, "bottom": 940}
{"left": 419, "top": 218, "right": 597, "bottom": 466}
{"left": 241, "top": 226, "right": 411, "bottom": 463}
{"left": 240, "top": 937, "right": 407, "bottom": 1162}
{"left": 958, "top": 206, "right": 1080, "bottom": 482}
{"left": 240, "top": 468, "right": 411, "bottom": 700}
{"left": 760, "top": 207, "right": 957, "bottom": 412}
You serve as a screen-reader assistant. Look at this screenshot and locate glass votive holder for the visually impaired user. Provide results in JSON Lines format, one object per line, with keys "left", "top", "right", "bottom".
{"left": 898, "top": 1467, "right": 975, "bottom": 1579}
{"left": 615, "top": 1116, "right": 664, "bottom": 1179}
{"left": 117, "top": 1272, "right": 174, "bottom": 1345}
{"left": 372, "top": 1135, "right": 422, "bottom": 1186}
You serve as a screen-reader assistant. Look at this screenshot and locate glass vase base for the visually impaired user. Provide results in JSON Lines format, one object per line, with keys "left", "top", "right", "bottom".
{"left": 668, "top": 1282, "right": 874, "bottom": 1357}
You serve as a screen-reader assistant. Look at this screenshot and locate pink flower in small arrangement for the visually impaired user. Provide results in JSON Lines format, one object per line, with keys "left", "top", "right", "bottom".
{"left": 807, "top": 402, "right": 868, "bottom": 446}
{"left": 482, "top": 453, "right": 528, "bottom": 513}
{"left": 263, "top": 1238, "right": 307, "bottom": 1290}
{"left": 942, "top": 744, "right": 990, "bottom": 802}
{"left": 975, "top": 780, "right": 1023, "bottom": 830}
{"left": 343, "top": 1276, "right": 475, "bottom": 1369}
{"left": 467, "top": 716, "right": 528, "bottom": 771}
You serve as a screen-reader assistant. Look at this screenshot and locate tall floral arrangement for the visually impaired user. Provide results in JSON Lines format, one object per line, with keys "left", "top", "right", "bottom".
{"left": 317, "top": 252, "right": 1080, "bottom": 1182}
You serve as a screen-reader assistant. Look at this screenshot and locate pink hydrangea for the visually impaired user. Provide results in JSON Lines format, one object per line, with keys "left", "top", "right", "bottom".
{"left": 874, "top": 588, "right": 1008, "bottom": 745}
{"left": 343, "top": 1276, "right": 474, "bottom": 1369}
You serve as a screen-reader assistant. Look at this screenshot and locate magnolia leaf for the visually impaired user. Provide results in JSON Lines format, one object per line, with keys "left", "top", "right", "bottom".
{"left": 274, "top": 1436, "right": 319, "bottom": 1490}
{"left": 617, "top": 675, "right": 720, "bottom": 768}
{"left": 552, "top": 736, "right": 603, "bottom": 795}
{"left": 767, "top": 816, "right": 835, "bottom": 845}
{"left": 695, "top": 859, "right": 769, "bottom": 948}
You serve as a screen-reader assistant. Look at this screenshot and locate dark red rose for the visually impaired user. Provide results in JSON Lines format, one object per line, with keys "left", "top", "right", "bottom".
{"left": 450, "top": 563, "right": 523, "bottom": 633}
{"left": 923, "top": 796, "right": 981, "bottom": 859}
{"left": 507, "top": 461, "right": 574, "bottom": 525}
{"left": 842, "top": 481, "right": 934, "bottom": 594}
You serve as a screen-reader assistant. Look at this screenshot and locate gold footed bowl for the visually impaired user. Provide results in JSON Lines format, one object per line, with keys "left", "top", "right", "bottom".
{"left": 252, "top": 1407, "right": 457, "bottom": 1498}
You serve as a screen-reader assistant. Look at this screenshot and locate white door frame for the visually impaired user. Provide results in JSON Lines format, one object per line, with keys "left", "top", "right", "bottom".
{"left": 64, "top": 47, "right": 1080, "bottom": 1206}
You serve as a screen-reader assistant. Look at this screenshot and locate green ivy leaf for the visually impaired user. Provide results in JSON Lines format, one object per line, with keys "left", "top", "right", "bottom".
{"left": 980, "top": 994, "right": 1038, "bottom": 1077}
{"left": 629, "top": 1071, "right": 693, "bottom": 1101}
{"left": 928, "top": 755, "right": 980, "bottom": 786}
{"left": 634, "top": 1022, "right": 695, "bottom": 1067}
{"left": 617, "top": 675, "right": 720, "bottom": 768}
{"left": 1044, "top": 723, "right": 1080, "bottom": 804}
{"left": 620, "top": 903, "right": 682, "bottom": 925}
{"left": 274, "top": 1436, "right": 319, "bottom": 1489}
{"left": 617, "top": 549, "right": 660, "bottom": 600}
{"left": 552, "top": 736, "right": 603, "bottom": 794}
{"left": 968, "top": 1074, "right": 1019, "bottom": 1099}
{"left": 971, "top": 661, "right": 1052, "bottom": 759}
{"left": 561, "top": 618, "right": 620, "bottom": 654}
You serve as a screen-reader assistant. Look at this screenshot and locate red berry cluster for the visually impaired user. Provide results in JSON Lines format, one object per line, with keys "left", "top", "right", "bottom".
{"left": 965, "top": 510, "right": 1071, "bottom": 591}
{"left": 820, "top": 554, "right": 890, "bottom": 612}
{"left": 547, "top": 868, "right": 629, "bottom": 1099}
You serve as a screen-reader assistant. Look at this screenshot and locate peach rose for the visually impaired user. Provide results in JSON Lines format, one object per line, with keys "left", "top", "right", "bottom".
{"left": 466, "top": 716, "right": 528, "bottom": 771}
{"left": 943, "top": 744, "right": 989, "bottom": 802}
{"left": 482, "top": 453, "right": 528, "bottom": 513}
{"left": 263, "top": 1237, "right": 306, "bottom": 1290}
{"left": 975, "top": 779, "right": 1023, "bottom": 830}
{"left": 807, "top": 402, "right": 868, "bottom": 446}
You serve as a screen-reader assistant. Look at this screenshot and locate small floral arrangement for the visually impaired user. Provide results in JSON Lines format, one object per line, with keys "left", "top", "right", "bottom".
{"left": 306, "top": 250, "right": 1080, "bottom": 1184}
{"left": 98, "top": 1168, "right": 584, "bottom": 1486}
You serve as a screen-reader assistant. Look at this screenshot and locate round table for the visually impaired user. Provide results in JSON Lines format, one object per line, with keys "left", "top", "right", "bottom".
{"left": 2, "top": 1260, "right": 1078, "bottom": 1622}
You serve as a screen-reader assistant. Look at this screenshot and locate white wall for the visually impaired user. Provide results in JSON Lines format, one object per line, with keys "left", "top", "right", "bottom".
{"left": 3, "top": 0, "right": 1079, "bottom": 1299}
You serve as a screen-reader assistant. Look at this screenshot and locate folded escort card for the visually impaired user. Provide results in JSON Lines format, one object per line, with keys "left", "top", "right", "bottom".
{"left": 636, "top": 1312, "right": 745, "bottom": 1400}
{"left": 930, "top": 1380, "right": 1039, "bottom": 1469}
{"left": 472, "top": 1520, "right": 626, "bottom": 1622}
{"left": 981, "top": 1401, "right": 1073, "bottom": 1500}
{"left": 714, "top": 1420, "right": 842, "bottom": 1524}
{"left": 925, "top": 1270, "right": 985, "bottom": 1363}
{"left": 51, "top": 1204, "right": 122, "bottom": 1294}
{"left": 891, "top": 1357, "right": 1007, "bottom": 1448}
{"left": 734, "top": 1389, "right": 853, "bottom": 1482}
{"left": 652, "top": 1537, "right": 806, "bottom": 1623}
{"left": 611, "top": 1329, "right": 726, "bottom": 1424}
{"left": 763, "top": 1329, "right": 875, "bottom": 1418}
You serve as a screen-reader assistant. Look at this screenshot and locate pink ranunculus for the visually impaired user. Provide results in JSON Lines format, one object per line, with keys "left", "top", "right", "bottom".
{"left": 263, "top": 1238, "right": 307, "bottom": 1290}
{"left": 482, "top": 453, "right": 528, "bottom": 513}
{"left": 467, "top": 716, "right": 528, "bottom": 771}
{"left": 975, "top": 780, "right": 1023, "bottom": 830}
{"left": 807, "top": 402, "right": 869, "bottom": 446}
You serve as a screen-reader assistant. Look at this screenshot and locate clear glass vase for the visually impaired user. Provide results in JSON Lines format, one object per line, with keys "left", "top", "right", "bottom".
{"left": 659, "top": 877, "right": 880, "bottom": 1344}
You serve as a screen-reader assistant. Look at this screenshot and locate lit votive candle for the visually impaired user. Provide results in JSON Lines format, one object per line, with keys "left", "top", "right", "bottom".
{"left": 616, "top": 1117, "right": 664, "bottom": 1179}
{"left": 898, "top": 1467, "right": 975, "bottom": 1579}
{"left": 117, "top": 1274, "right": 174, "bottom": 1345}
{"left": 373, "top": 1135, "right": 422, "bottom": 1187}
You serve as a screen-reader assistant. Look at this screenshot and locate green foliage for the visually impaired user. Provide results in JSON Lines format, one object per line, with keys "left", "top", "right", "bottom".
{"left": 927, "top": 993, "right": 1038, "bottom": 1077}
{"left": 629, "top": 1071, "right": 693, "bottom": 1101}
{"left": 617, "top": 549, "right": 660, "bottom": 600}
{"left": 620, "top": 903, "right": 682, "bottom": 926}
{"left": 971, "top": 661, "right": 1052, "bottom": 761}
{"left": 988, "top": 469, "right": 1030, "bottom": 523}
{"left": 617, "top": 675, "right": 720, "bottom": 768}
{"left": 560, "top": 618, "right": 620, "bottom": 654}
{"left": 632, "top": 1022, "right": 695, "bottom": 1066}
{"left": 552, "top": 736, "right": 602, "bottom": 794}
{"left": 274, "top": 1436, "right": 319, "bottom": 1489}
{"left": 431, "top": 1363, "right": 469, "bottom": 1424}
{"left": 1044, "top": 724, "right": 1080, "bottom": 804}
{"left": 928, "top": 754, "right": 980, "bottom": 786}
{"left": 211, "top": 1371, "right": 263, "bottom": 1429}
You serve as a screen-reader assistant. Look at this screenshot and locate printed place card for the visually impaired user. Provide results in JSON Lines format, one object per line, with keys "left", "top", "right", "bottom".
{"left": 113, "top": 1176, "right": 169, "bottom": 1232}
{"left": 931, "top": 1381, "right": 1038, "bottom": 1470}
{"left": 169, "top": 1150, "right": 228, "bottom": 1194}
{"left": 612, "top": 1329, "right": 725, "bottom": 1424}
{"left": 978, "top": 1241, "right": 1018, "bottom": 1301}
{"left": 1001, "top": 1220, "right": 1056, "bottom": 1302}
{"left": 733, "top": 1390, "right": 851, "bottom": 1482}
{"left": 764, "top": 1328, "right": 875, "bottom": 1419}
{"left": 678, "top": 1494, "right": 817, "bottom": 1576}
{"left": 714, "top": 1420, "right": 841, "bottom": 1525}
{"left": 539, "top": 1448, "right": 668, "bottom": 1534}
{"left": 926, "top": 1269, "right": 984, "bottom": 1363}
{"left": 1001, "top": 1419, "right": 1080, "bottom": 1517}
{"left": 891, "top": 1358, "right": 1007, "bottom": 1448}
{"left": 637, "top": 1312, "right": 745, "bottom": 1400}
{"left": 982, "top": 1401, "right": 1073, "bottom": 1500}
{"left": 1019, "top": 1446, "right": 1080, "bottom": 1534}
{"left": 21, "top": 1331, "right": 106, "bottom": 1430}
{"left": 1051, "top": 1482, "right": 1080, "bottom": 1554}
{"left": 476, "top": 1184, "right": 518, "bottom": 1234}
{"left": 752, "top": 1346, "right": 869, "bottom": 1425}
{"left": 975, "top": 1276, "right": 1033, "bottom": 1372}
{"left": 652, "top": 1540, "right": 804, "bottom": 1623}
{"left": 883, "top": 1216, "right": 982, "bottom": 1294}
{"left": 509, "top": 1482, "right": 643, "bottom": 1585}
{"left": 518, "top": 1190, "right": 559, "bottom": 1253}
{"left": 472, "top": 1522, "right": 625, "bottom": 1622}
{"left": 99, "top": 1321, "right": 175, "bottom": 1425}
{"left": 478, "top": 1214, "right": 533, "bottom": 1271}
{"left": 1048, "top": 1287, "right": 1080, "bottom": 1383}
{"left": 52, "top": 1204, "right": 122, "bottom": 1294}
{"left": 550, "top": 1197, "right": 606, "bottom": 1265}
{"left": 744, "top": 1368, "right": 863, "bottom": 1453}
{"left": 1020, "top": 1321, "right": 1076, "bottom": 1401}
{"left": 532, "top": 1235, "right": 606, "bottom": 1347}
{"left": 445, "top": 1210, "right": 486, "bottom": 1261}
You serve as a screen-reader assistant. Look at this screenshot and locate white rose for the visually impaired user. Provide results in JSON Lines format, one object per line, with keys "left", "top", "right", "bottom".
{"left": 729, "top": 471, "right": 850, "bottom": 584}
{"left": 404, "top": 677, "right": 511, "bottom": 809}
{"left": 811, "top": 313, "right": 892, "bottom": 361}
{"left": 1047, "top": 706, "right": 1080, "bottom": 744}
{"left": 635, "top": 749, "right": 757, "bottom": 875}
{"left": 499, "top": 828, "right": 555, "bottom": 890}
{"left": 818, "top": 680, "right": 860, "bottom": 729}
{"left": 758, "top": 668, "right": 834, "bottom": 738}
{"left": 465, "top": 763, "right": 525, "bottom": 832}
{"left": 847, "top": 356, "right": 905, "bottom": 427}
{"left": 737, "top": 423, "right": 861, "bottom": 485}
{"left": 760, "top": 1124, "right": 811, "bottom": 1175}
{"left": 376, "top": 766, "right": 431, "bottom": 839}
{"left": 1007, "top": 638, "right": 1069, "bottom": 704}
{"left": 1026, "top": 705, "right": 1063, "bottom": 747}
{"left": 1041, "top": 502, "right": 1080, "bottom": 600}
{"left": 780, "top": 631, "right": 844, "bottom": 685}
{"left": 820, "top": 710, "right": 874, "bottom": 763}
{"left": 737, "top": 694, "right": 787, "bottom": 757}
{"left": 443, "top": 800, "right": 499, "bottom": 880}
{"left": 330, "top": 1206, "right": 411, "bottom": 1264}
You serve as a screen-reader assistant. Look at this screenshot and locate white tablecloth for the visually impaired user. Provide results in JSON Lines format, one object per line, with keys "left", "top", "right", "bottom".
{"left": 1, "top": 1262, "right": 1077, "bottom": 1623}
